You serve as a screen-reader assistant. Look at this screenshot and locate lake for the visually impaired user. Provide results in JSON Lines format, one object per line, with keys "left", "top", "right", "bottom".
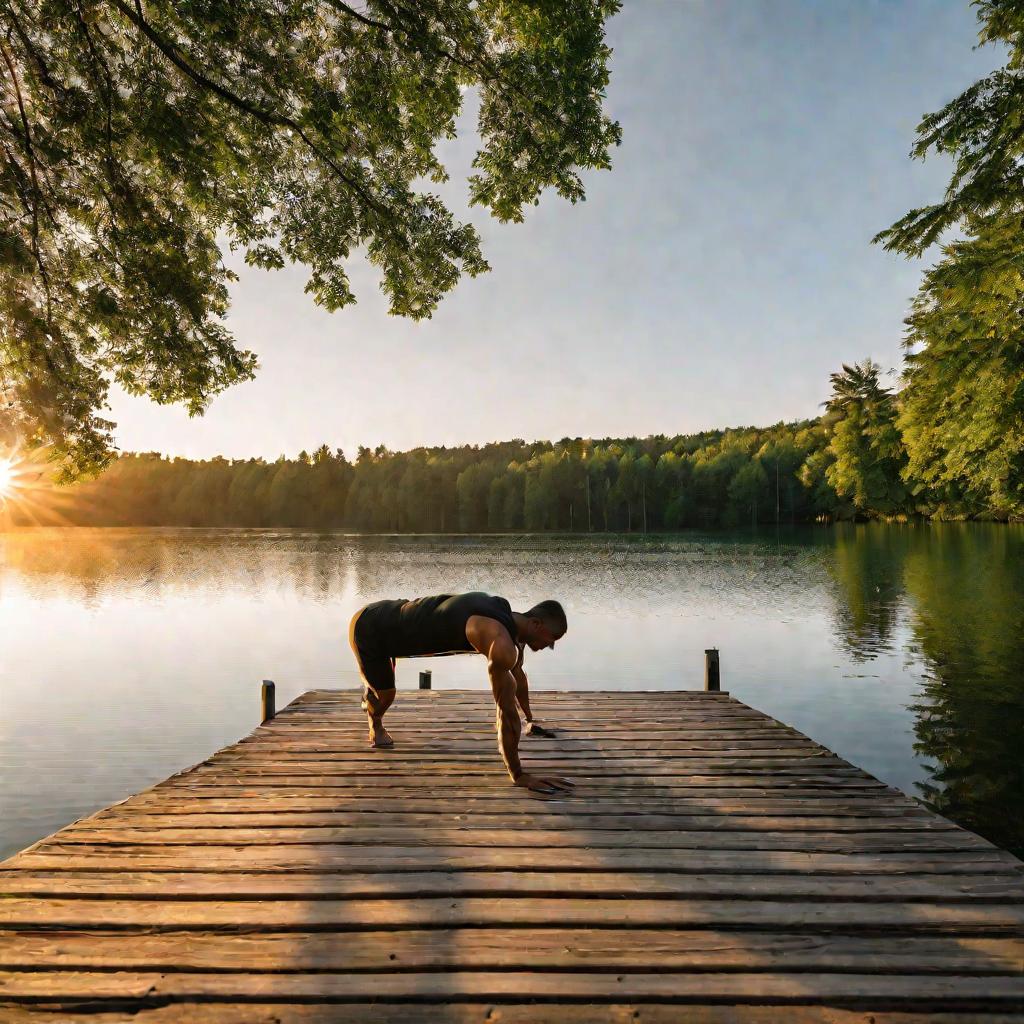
{"left": 1, "top": 525, "right": 1021, "bottom": 860}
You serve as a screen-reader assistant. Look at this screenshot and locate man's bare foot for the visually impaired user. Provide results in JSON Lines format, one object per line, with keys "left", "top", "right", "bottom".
{"left": 368, "top": 722, "right": 394, "bottom": 747}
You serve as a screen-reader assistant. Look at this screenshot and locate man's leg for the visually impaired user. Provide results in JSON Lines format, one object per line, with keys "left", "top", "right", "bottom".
{"left": 349, "top": 610, "right": 397, "bottom": 748}
{"left": 363, "top": 680, "right": 396, "bottom": 748}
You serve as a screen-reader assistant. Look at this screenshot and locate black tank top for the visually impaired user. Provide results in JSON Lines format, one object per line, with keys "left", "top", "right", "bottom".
{"left": 360, "top": 592, "right": 518, "bottom": 658}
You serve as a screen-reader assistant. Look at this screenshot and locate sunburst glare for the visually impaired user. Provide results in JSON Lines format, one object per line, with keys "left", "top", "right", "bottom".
{"left": 0, "top": 451, "right": 73, "bottom": 525}
{"left": 0, "top": 457, "right": 19, "bottom": 500}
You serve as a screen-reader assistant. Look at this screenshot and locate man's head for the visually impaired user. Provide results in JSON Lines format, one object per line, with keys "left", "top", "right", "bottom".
{"left": 519, "top": 599, "right": 567, "bottom": 651}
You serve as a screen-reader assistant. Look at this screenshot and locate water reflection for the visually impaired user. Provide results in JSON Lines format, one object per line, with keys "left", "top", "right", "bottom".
{"left": 824, "top": 523, "right": 1024, "bottom": 857}
{"left": 827, "top": 524, "right": 909, "bottom": 661}
{"left": 0, "top": 526, "right": 1021, "bottom": 859}
{"left": 902, "top": 526, "right": 1024, "bottom": 857}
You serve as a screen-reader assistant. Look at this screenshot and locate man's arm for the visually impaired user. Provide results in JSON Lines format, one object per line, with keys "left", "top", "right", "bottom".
{"left": 488, "top": 644, "right": 524, "bottom": 781}
{"left": 467, "top": 616, "right": 572, "bottom": 794}
{"left": 513, "top": 654, "right": 557, "bottom": 738}
{"left": 511, "top": 649, "right": 533, "bottom": 724}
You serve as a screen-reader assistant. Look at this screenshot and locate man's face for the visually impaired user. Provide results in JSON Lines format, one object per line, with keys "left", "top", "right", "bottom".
{"left": 528, "top": 618, "right": 565, "bottom": 652}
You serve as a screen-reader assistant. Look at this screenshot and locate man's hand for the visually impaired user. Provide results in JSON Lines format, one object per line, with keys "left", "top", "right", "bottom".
{"left": 514, "top": 772, "right": 574, "bottom": 794}
{"left": 524, "top": 721, "right": 557, "bottom": 738}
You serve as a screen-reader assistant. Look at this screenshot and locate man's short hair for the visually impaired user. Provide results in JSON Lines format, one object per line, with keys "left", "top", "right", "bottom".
{"left": 525, "top": 599, "right": 567, "bottom": 633}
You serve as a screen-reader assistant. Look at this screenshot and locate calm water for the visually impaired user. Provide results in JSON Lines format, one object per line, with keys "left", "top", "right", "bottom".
{"left": 1, "top": 525, "right": 1022, "bottom": 859}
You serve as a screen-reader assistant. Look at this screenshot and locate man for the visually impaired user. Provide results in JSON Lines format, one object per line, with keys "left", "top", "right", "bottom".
{"left": 348, "top": 592, "right": 573, "bottom": 794}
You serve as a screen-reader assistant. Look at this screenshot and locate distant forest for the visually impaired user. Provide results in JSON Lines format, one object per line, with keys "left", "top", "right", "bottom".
{"left": 41, "top": 422, "right": 825, "bottom": 532}
{"left": 10, "top": 360, "right": 1019, "bottom": 529}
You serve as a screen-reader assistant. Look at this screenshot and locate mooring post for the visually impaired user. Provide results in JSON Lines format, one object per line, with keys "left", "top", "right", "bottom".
{"left": 419, "top": 670, "right": 432, "bottom": 690}
{"left": 261, "top": 679, "right": 276, "bottom": 722}
{"left": 704, "top": 649, "right": 720, "bottom": 692}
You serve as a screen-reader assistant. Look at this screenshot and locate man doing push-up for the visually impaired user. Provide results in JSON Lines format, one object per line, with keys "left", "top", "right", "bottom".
{"left": 348, "top": 592, "right": 573, "bottom": 794}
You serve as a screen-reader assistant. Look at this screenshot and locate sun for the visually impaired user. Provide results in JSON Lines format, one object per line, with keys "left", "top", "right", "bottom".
{"left": 0, "top": 452, "right": 65, "bottom": 523}
{"left": 0, "top": 457, "right": 20, "bottom": 499}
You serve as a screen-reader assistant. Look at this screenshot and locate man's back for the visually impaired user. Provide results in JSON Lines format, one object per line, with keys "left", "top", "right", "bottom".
{"left": 359, "top": 592, "right": 518, "bottom": 657}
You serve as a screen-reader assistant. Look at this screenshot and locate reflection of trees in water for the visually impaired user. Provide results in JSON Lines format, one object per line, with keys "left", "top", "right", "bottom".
{"left": 901, "top": 525, "right": 1024, "bottom": 858}
{"left": 0, "top": 529, "right": 350, "bottom": 604}
{"left": 824, "top": 522, "right": 1023, "bottom": 856}
{"left": 826, "top": 523, "right": 910, "bottom": 661}
{"left": 2, "top": 530, "right": 667, "bottom": 607}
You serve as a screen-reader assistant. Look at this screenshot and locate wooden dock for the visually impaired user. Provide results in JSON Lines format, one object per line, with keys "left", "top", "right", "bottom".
{"left": 2, "top": 688, "right": 1023, "bottom": 1021}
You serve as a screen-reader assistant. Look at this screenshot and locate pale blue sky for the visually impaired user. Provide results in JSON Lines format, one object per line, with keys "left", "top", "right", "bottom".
{"left": 110, "top": 0, "right": 1001, "bottom": 461}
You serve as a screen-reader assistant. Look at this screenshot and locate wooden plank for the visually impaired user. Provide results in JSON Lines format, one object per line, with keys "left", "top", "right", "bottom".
{"left": 4, "top": 1006, "right": 1023, "bottom": 1024}
{"left": 3, "top": 870, "right": 1022, "bottom": 902}
{"left": 6, "top": 845, "right": 1018, "bottom": 874}
{"left": 2, "top": 970, "right": 1024, "bottom": 1006}
{"left": 90, "top": 802, "right": 937, "bottom": 819}
{"left": 3, "top": 896, "right": 1023, "bottom": 932}
{"left": 223, "top": 743, "right": 830, "bottom": 756}
{"left": 260, "top": 724, "right": 786, "bottom": 735}
{"left": 295, "top": 694, "right": 741, "bottom": 701}
{"left": 149, "top": 775, "right": 893, "bottom": 790}
{"left": 283, "top": 715, "right": 773, "bottom": 725}
{"left": 256, "top": 726, "right": 788, "bottom": 738}
{"left": 49, "top": 819, "right": 974, "bottom": 843}
{"left": 410, "top": 706, "right": 770, "bottom": 713}
{"left": 268, "top": 712, "right": 776, "bottom": 723}
{"left": 91, "top": 798, "right": 932, "bottom": 816}
{"left": 288, "top": 706, "right": 757, "bottom": 716}
{"left": 211, "top": 751, "right": 833, "bottom": 764}
{"left": 43, "top": 827, "right": 986, "bottom": 852}
{"left": 188, "top": 757, "right": 856, "bottom": 772}
{"left": 297, "top": 692, "right": 740, "bottom": 700}
{"left": 134, "top": 785, "right": 899, "bottom": 802}
{"left": 68, "top": 812, "right": 956, "bottom": 832}
{"left": 256, "top": 722, "right": 793, "bottom": 733}
{"left": 4, "top": 929, "right": 1024, "bottom": 974}
{"left": 181, "top": 765, "right": 870, "bottom": 780}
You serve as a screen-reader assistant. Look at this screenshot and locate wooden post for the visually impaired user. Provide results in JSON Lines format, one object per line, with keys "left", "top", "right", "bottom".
{"left": 261, "top": 679, "right": 276, "bottom": 722}
{"left": 419, "top": 670, "right": 432, "bottom": 690}
{"left": 704, "top": 649, "right": 720, "bottom": 692}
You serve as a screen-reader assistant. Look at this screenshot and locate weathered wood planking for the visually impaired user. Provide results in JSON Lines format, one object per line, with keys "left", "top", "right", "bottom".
{"left": 1, "top": 689, "right": 1023, "bottom": 1022}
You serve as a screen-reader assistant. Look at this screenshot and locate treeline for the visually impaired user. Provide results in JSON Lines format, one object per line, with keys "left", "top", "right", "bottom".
{"left": 11, "top": 357, "right": 1019, "bottom": 530}
{"left": 42, "top": 421, "right": 825, "bottom": 531}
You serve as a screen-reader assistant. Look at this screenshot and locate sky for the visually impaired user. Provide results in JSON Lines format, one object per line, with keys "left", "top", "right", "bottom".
{"left": 109, "top": 0, "right": 1003, "bottom": 462}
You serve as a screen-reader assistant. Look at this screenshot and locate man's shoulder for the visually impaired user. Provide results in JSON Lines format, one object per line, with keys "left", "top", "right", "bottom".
{"left": 465, "top": 611, "right": 517, "bottom": 651}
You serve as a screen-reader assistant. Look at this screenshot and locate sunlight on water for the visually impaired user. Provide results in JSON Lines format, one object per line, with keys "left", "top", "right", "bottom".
{"left": 1, "top": 525, "right": 1021, "bottom": 858}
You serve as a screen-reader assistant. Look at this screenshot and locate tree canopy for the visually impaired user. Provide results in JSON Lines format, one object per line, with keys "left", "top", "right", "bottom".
{"left": 875, "top": 0, "right": 1024, "bottom": 514}
{"left": 0, "top": 0, "right": 621, "bottom": 478}
{"left": 822, "top": 360, "right": 909, "bottom": 517}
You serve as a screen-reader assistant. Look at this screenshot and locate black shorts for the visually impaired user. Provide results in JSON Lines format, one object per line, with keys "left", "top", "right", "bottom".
{"left": 349, "top": 607, "right": 396, "bottom": 693}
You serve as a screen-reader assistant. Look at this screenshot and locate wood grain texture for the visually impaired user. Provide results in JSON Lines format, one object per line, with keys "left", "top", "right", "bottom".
{"left": 3, "top": 1008, "right": 1024, "bottom": 1024}
{"left": 2, "top": 687, "right": 1022, "bottom": 1020}
{"left": 4, "top": 929, "right": 1024, "bottom": 973}
{"left": 3, "top": 969, "right": 1024, "bottom": 1006}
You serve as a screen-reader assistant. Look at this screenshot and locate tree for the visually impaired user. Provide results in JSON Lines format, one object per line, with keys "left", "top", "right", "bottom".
{"left": 873, "top": 1, "right": 1024, "bottom": 259}
{"left": 874, "top": 0, "right": 1024, "bottom": 517}
{"left": 821, "top": 361, "right": 909, "bottom": 517}
{"left": 727, "top": 458, "right": 767, "bottom": 526}
{"left": 457, "top": 460, "right": 492, "bottom": 531}
{"left": 635, "top": 452, "right": 654, "bottom": 532}
{"left": 608, "top": 450, "right": 636, "bottom": 531}
{"left": 895, "top": 217, "right": 1024, "bottom": 517}
{"left": 655, "top": 450, "right": 690, "bottom": 528}
{"left": 0, "top": 0, "right": 621, "bottom": 478}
